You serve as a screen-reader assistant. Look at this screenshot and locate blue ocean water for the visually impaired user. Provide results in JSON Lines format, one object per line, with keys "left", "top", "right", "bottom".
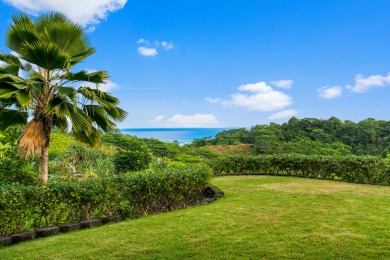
{"left": 120, "top": 128, "right": 231, "bottom": 144}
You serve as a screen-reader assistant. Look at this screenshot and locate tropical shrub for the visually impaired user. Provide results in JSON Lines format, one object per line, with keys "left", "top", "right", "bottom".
{"left": 211, "top": 154, "right": 390, "bottom": 185}
{"left": 0, "top": 146, "right": 38, "bottom": 185}
{"left": 0, "top": 167, "right": 211, "bottom": 236}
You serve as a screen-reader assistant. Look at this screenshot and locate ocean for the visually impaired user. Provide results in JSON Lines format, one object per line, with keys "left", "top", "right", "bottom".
{"left": 120, "top": 128, "right": 231, "bottom": 144}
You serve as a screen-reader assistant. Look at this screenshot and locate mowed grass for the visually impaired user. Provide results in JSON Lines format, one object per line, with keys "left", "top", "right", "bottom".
{"left": 1, "top": 176, "right": 390, "bottom": 259}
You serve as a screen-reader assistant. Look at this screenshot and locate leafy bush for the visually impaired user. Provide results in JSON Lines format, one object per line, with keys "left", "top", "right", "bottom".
{"left": 0, "top": 167, "right": 211, "bottom": 236}
{"left": 101, "top": 133, "right": 152, "bottom": 173}
{"left": 114, "top": 150, "right": 151, "bottom": 173}
{"left": 211, "top": 154, "right": 390, "bottom": 185}
{"left": 0, "top": 146, "right": 38, "bottom": 185}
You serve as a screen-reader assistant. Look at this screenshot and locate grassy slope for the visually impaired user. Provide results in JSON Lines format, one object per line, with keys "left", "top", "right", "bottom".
{"left": 1, "top": 176, "right": 390, "bottom": 259}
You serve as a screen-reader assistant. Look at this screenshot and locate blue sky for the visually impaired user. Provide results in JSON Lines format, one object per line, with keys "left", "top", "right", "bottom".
{"left": 1, "top": 0, "right": 390, "bottom": 128}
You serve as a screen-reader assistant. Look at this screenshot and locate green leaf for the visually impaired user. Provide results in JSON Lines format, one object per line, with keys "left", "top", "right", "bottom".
{"left": 83, "top": 104, "right": 115, "bottom": 132}
{"left": 18, "top": 41, "right": 69, "bottom": 70}
{"left": 0, "top": 109, "right": 28, "bottom": 130}
{"left": 60, "top": 70, "right": 108, "bottom": 84}
{"left": 73, "top": 126, "right": 101, "bottom": 147}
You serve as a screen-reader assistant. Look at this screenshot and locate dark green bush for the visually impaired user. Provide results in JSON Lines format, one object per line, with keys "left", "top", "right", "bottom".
{"left": 0, "top": 167, "right": 211, "bottom": 236}
{"left": 211, "top": 154, "right": 390, "bottom": 185}
{"left": 114, "top": 150, "right": 151, "bottom": 173}
{"left": 0, "top": 146, "right": 38, "bottom": 185}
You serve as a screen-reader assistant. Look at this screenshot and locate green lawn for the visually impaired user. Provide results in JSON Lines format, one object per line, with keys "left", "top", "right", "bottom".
{"left": 1, "top": 176, "right": 390, "bottom": 259}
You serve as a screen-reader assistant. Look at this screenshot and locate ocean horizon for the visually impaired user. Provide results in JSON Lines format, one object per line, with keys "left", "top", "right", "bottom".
{"left": 120, "top": 128, "right": 232, "bottom": 144}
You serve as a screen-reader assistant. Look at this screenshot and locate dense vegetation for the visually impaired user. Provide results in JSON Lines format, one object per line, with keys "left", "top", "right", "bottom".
{"left": 0, "top": 128, "right": 213, "bottom": 236}
{"left": 192, "top": 117, "right": 390, "bottom": 157}
{"left": 0, "top": 167, "right": 210, "bottom": 236}
{"left": 211, "top": 154, "right": 390, "bottom": 185}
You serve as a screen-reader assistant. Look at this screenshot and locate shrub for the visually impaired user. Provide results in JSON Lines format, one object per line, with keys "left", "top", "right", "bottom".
{"left": 114, "top": 150, "right": 152, "bottom": 173}
{"left": 210, "top": 154, "right": 390, "bottom": 185}
{"left": 0, "top": 167, "right": 211, "bottom": 236}
{"left": 0, "top": 146, "right": 38, "bottom": 185}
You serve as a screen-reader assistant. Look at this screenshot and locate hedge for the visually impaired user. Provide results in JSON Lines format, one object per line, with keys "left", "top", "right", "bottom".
{"left": 210, "top": 154, "right": 390, "bottom": 185}
{"left": 0, "top": 167, "right": 211, "bottom": 236}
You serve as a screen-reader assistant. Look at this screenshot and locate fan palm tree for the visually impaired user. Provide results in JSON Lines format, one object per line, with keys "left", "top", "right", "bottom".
{"left": 0, "top": 12, "right": 127, "bottom": 184}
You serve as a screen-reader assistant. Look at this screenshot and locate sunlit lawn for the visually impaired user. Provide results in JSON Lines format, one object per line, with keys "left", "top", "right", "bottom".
{"left": 1, "top": 176, "right": 389, "bottom": 259}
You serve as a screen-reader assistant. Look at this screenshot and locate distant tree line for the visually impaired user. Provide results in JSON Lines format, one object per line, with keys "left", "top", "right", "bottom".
{"left": 191, "top": 117, "right": 390, "bottom": 157}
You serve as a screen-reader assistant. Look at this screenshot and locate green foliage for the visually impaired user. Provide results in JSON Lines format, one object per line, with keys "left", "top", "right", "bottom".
{"left": 0, "top": 145, "right": 38, "bottom": 185}
{"left": 0, "top": 167, "right": 211, "bottom": 236}
{"left": 211, "top": 154, "right": 390, "bottom": 185}
{"left": 102, "top": 133, "right": 152, "bottom": 173}
{"left": 102, "top": 133, "right": 149, "bottom": 151}
{"left": 190, "top": 117, "right": 390, "bottom": 157}
{"left": 142, "top": 138, "right": 180, "bottom": 158}
{"left": 114, "top": 150, "right": 151, "bottom": 173}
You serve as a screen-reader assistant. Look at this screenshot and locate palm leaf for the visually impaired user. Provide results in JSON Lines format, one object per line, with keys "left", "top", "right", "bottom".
{"left": 52, "top": 115, "right": 69, "bottom": 132}
{"left": 6, "top": 14, "right": 39, "bottom": 54}
{"left": 83, "top": 104, "right": 116, "bottom": 132}
{"left": 15, "top": 88, "right": 32, "bottom": 108}
{"left": 18, "top": 42, "right": 69, "bottom": 70}
{"left": 45, "top": 97, "right": 91, "bottom": 133}
{"left": 0, "top": 109, "right": 28, "bottom": 130}
{"left": 60, "top": 70, "right": 108, "bottom": 84}
{"left": 104, "top": 106, "right": 128, "bottom": 122}
{"left": 0, "top": 83, "right": 19, "bottom": 98}
{"left": 35, "top": 12, "right": 95, "bottom": 65}
{"left": 73, "top": 126, "right": 101, "bottom": 147}
{"left": 0, "top": 52, "right": 21, "bottom": 76}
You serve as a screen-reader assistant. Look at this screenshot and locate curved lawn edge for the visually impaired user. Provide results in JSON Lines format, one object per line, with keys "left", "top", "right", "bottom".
{"left": 0, "top": 176, "right": 389, "bottom": 259}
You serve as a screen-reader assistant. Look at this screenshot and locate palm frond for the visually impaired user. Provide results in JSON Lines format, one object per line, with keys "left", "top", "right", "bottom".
{"left": 52, "top": 115, "right": 68, "bottom": 132}
{"left": 0, "top": 109, "right": 28, "bottom": 130}
{"left": 0, "top": 82, "right": 19, "bottom": 98}
{"left": 0, "top": 51, "right": 22, "bottom": 76}
{"left": 73, "top": 126, "right": 101, "bottom": 147}
{"left": 35, "top": 12, "right": 95, "bottom": 65}
{"left": 18, "top": 41, "right": 69, "bottom": 70}
{"left": 45, "top": 97, "right": 91, "bottom": 133}
{"left": 60, "top": 70, "right": 108, "bottom": 84}
{"left": 6, "top": 14, "right": 39, "bottom": 54}
{"left": 104, "top": 106, "right": 128, "bottom": 122}
{"left": 83, "top": 104, "right": 116, "bottom": 132}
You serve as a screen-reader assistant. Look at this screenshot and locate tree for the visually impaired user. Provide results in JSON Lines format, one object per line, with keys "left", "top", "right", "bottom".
{"left": 0, "top": 13, "right": 127, "bottom": 184}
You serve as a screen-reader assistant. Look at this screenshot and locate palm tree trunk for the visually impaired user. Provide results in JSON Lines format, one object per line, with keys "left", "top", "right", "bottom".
{"left": 38, "top": 147, "right": 49, "bottom": 185}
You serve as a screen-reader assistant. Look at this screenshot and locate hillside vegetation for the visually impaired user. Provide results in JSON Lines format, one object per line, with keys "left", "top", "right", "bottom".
{"left": 192, "top": 117, "right": 390, "bottom": 157}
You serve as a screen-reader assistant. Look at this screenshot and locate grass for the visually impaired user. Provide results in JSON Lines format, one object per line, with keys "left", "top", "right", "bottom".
{"left": 1, "top": 176, "right": 390, "bottom": 259}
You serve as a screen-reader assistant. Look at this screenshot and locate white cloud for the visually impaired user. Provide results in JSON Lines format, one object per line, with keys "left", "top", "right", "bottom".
{"left": 205, "top": 97, "right": 224, "bottom": 103}
{"left": 267, "top": 109, "right": 298, "bottom": 120}
{"left": 238, "top": 82, "right": 273, "bottom": 93}
{"left": 317, "top": 85, "right": 343, "bottom": 99}
{"left": 162, "top": 41, "right": 174, "bottom": 50}
{"left": 151, "top": 114, "right": 220, "bottom": 127}
{"left": 137, "top": 39, "right": 175, "bottom": 56}
{"left": 3, "top": 0, "right": 127, "bottom": 27}
{"left": 269, "top": 79, "right": 293, "bottom": 89}
{"left": 347, "top": 73, "right": 390, "bottom": 93}
{"left": 137, "top": 47, "right": 158, "bottom": 57}
{"left": 137, "top": 38, "right": 149, "bottom": 45}
{"left": 207, "top": 81, "right": 293, "bottom": 112}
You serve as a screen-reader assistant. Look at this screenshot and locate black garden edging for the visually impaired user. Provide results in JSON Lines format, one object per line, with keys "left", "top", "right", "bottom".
{"left": 0, "top": 185, "right": 224, "bottom": 247}
{"left": 35, "top": 226, "right": 60, "bottom": 238}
